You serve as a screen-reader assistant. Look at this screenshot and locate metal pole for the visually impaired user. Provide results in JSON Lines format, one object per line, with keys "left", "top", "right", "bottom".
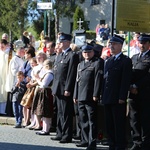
{"left": 47, "top": 11, "right": 51, "bottom": 39}
{"left": 44, "top": 11, "right": 47, "bottom": 36}
{"left": 127, "top": 32, "right": 131, "bottom": 57}
{"left": 111, "top": 0, "right": 115, "bottom": 36}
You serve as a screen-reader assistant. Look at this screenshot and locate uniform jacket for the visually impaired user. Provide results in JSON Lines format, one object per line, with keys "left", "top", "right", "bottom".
{"left": 52, "top": 48, "right": 79, "bottom": 95}
{"left": 102, "top": 53, "right": 132, "bottom": 104}
{"left": 47, "top": 53, "right": 56, "bottom": 65}
{"left": 129, "top": 50, "right": 150, "bottom": 99}
{"left": 73, "top": 57, "right": 104, "bottom": 101}
{"left": 11, "top": 81, "right": 27, "bottom": 103}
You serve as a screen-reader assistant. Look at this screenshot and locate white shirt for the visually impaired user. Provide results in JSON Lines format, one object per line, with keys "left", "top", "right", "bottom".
{"left": 37, "top": 70, "right": 53, "bottom": 88}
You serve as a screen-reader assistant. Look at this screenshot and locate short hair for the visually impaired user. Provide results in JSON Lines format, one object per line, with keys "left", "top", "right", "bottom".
{"left": 0, "top": 39, "right": 8, "bottom": 45}
{"left": 43, "top": 59, "right": 53, "bottom": 70}
{"left": 23, "top": 31, "right": 28, "bottom": 36}
{"left": 36, "top": 51, "right": 47, "bottom": 60}
{"left": 47, "top": 41, "right": 56, "bottom": 48}
{"left": 43, "top": 36, "right": 50, "bottom": 41}
{"left": 2, "top": 33, "right": 8, "bottom": 39}
{"left": 16, "top": 71, "right": 24, "bottom": 76}
{"left": 30, "top": 57, "right": 37, "bottom": 64}
{"left": 25, "top": 47, "right": 35, "bottom": 57}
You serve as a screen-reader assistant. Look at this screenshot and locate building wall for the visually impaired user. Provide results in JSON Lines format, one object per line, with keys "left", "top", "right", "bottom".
{"left": 59, "top": 0, "right": 112, "bottom": 34}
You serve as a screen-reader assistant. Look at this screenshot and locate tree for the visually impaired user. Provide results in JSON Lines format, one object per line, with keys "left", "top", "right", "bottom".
{"left": 0, "top": 0, "right": 28, "bottom": 40}
{"left": 53, "top": 0, "right": 85, "bottom": 38}
{"left": 73, "top": 6, "right": 88, "bottom": 31}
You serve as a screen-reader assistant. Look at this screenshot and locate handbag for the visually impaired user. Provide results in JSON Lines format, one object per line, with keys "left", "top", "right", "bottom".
{"left": 20, "top": 87, "right": 35, "bottom": 108}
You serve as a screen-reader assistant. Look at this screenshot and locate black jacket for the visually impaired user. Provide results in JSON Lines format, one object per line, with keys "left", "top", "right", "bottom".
{"left": 102, "top": 53, "right": 132, "bottom": 104}
{"left": 73, "top": 57, "right": 104, "bottom": 101}
{"left": 52, "top": 48, "right": 79, "bottom": 95}
{"left": 129, "top": 50, "right": 150, "bottom": 99}
{"left": 11, "top": 81, "right": 27, "bottom": 103}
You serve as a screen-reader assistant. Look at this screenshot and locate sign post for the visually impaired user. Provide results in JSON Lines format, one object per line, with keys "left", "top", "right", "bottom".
{"left": 37, "top": 2, "right": 52, "bottom": 36}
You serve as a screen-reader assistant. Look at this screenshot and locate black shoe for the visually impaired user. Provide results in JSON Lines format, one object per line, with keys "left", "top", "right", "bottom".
{"left": 33, "top": 127, "right": 42, "bottom": 131}
{"left": 28, "top": 127, "right": 35, "bottom": 130}
{"left": 73, "top": 135, "right": 81, "bottom": 140}
{"left": 59, "top": 139, "right": 72, "bottom": 143}
{"left": 51, "top": 136, "right": 62, "bottom": 141}
{"left": 76, "top": 143, "right": 88, "bottom": 147}
{"left": 130, "top": 144, "right": 141, "bottom": 150}
{"left": 36, "top": 131, "right": 49, "bottom": 135}
{"left": 13, "top": 124, "right": 22, "bottom": 128}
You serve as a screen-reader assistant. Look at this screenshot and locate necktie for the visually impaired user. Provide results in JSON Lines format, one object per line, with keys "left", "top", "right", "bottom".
{"left": 113, "top": 56, "right": 116, "bottom": 61}
{"left": 139, "top": 53, "right": 143, "bottom": 58}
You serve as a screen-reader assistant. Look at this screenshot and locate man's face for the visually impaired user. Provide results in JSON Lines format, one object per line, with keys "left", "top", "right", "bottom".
{"left": 46, "top": 43, "right": 55, "bottom": 55}
{"left": 82, "top": 50, "right": 94, "bottom": 60}
{"left": 109, "top": 42, "right": 122, "bottom": 55}
{"left": 0, "top": 43, "right": 7, "bottom": 51}
{"left": 60, "top": 41, "right": 70, "bottom": 50}
{"left": 139, "top": 41, "right": 150, "bottom": 52}
{"left": 55, "top": 43, "right": 62, "bottom": 54}
{"left": 19, "top": 48, "right": 25, "bottom": 58}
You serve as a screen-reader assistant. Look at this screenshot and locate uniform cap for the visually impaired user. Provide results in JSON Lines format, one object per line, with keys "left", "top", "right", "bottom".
{"left": 138, "top": 34, "right": 150, "bottom": 42}
{"left": 109, "top": 34, "right": 125, "bottom": 44}
{"left": 81, "top": 44, "right": 93, "bottom": 53}
{"left": 59, "top": 33, "right": 72, "bottom": 42}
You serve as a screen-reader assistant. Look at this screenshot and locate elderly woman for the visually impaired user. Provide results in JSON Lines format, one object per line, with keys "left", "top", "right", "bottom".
{"left": 34, "top": 59, "right": 54, "bottom": 135}
{"left": 29, "top": 52, "right": 47, "bottom": 130}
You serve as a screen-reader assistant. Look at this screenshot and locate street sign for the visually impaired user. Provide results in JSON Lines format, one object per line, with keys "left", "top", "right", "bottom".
{"left": 37, "top": 2, "right": 52, "bottom": 10}
{"left": 116, "top": 0, "right": 150, "bottom": 32}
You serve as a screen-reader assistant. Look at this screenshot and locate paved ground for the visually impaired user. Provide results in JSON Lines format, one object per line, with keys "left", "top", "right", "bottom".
{"left": 0, "top": 123, "right": 109, "bottom": 150}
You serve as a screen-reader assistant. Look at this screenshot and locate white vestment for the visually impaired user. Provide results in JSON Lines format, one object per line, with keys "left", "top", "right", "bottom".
{"left": 5, "top": 55, "right": 24, "bottom": 92}
{"left": 0, "top": 49, "right": 15, "bottom": 114}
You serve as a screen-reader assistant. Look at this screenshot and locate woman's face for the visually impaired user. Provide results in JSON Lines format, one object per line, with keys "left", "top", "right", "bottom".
{"left": 36, "top": 54, "right": 45, "bottom": 64}
{"left": 24, "top": 52, "right": 31, "bottom": 60}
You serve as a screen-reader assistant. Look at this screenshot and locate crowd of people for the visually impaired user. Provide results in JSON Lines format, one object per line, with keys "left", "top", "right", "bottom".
{"left": 0, "top": 30, "right": 150, "bottom": 150}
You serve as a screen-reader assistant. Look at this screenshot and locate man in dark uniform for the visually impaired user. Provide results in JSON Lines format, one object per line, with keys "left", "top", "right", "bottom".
{"left": 46, "top": 41, "right": 56, "bottom": 64}
{"left": 102, "top": 35, "right": 132, "bottom": 150}
{"left": 73, "top": 44, "right": 104, "bottom": 150}
{"left": 51, "top": 33, "right": 79, "bottom": 143}
{"left": 128, "top": 34, "right": 150, "bottom": 150}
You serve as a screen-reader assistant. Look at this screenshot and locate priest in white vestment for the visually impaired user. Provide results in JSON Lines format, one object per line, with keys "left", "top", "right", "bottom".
{"left": 0, "top": 39, "right": 15, "bottom": 114}
{"left": 5, "top": 40, "right": 25, "bottom": 116}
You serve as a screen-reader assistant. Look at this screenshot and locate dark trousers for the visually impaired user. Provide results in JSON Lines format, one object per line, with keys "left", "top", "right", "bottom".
{"left": 5, "top": 92, "right": 14, "bottom": 117}
{"left": 128, "top": 97, "right": 150, "bottom": 149}
{"left": 74, "top": 103, "right": 81, "bottom": 137}
{"left": 56, "top": 95, "right": 73, "bottom": 141}
{"left": 104, "top": 103, "right": 127, "bottom": 150}
{"left": 51, "top": 96, "right": 57, "bottom": 129}
{"left": 78, "top": 100, "right": 97, "bottom": 147}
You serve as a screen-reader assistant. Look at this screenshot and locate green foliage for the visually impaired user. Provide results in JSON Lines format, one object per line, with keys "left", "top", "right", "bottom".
{"left": 54, "top": 0, "right": 77, "bottom": 18}
{"left": 73, "top": 6, "right": 88, "bottom": 31}
{"left": 0, "top": 0, "right": 87, "bottom": 42}
{"left": 0, "top": 0, "right": 28, "bottom": 39}
{"left": 86, "top": 30, "right": 96, "bottom": 39}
